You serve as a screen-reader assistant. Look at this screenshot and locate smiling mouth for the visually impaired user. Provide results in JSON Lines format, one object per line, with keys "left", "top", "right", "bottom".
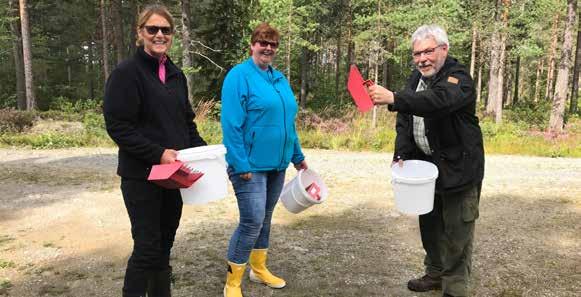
{"left": 153, "top": 40, "right": 167, "bottom": 45}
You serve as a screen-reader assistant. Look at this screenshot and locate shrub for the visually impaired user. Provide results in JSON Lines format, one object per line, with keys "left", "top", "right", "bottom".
{"left": 0, "top": 108, "right": 36, "bottom": 133}
{"left": 83, "top": 112, "right": 107, "bottom": 138}
{"left": 49, "top": 97, "right": 102, "bottom": 114}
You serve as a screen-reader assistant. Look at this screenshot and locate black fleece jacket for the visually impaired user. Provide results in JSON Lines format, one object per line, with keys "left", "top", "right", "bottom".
{"left": 389, "top": 56, "right": 484, "bottom": 193}
{"left": 104, "top": 47, "right": 206, "bottom": 179}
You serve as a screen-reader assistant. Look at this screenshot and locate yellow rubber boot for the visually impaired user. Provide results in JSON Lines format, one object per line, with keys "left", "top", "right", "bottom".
{"left": 224, "top": 261, "right": 246, "bottom": 297}
{"left": 248, "top": 249, "right": 286, "bottom": 289}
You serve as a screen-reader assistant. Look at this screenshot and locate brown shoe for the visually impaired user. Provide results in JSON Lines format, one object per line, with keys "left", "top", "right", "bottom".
{"left": 407, "top": 274, "right": 442, "bottom": 292}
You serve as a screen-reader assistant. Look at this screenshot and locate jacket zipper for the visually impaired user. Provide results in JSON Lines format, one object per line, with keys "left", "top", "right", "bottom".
{"left": 248, "top": 131, "right": 255, "bottom": 156}
{"left": 273, "top": 81, "right": 287, "bottom": 169}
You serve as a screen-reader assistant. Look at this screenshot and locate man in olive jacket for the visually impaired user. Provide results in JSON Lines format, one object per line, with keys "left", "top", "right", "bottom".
{"left": 369, "top": 25, "right": 484, "bottom": 297}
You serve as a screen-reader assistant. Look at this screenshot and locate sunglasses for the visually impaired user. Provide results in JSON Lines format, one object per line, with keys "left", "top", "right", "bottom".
{"left": 256, "top": 40, "right": 279, "bottom": 48}
{"left": 412, "top": 45, "right": 444, "bottom": 59}
{"left": 143, "top": 25, "right": 173, "bottom": 35}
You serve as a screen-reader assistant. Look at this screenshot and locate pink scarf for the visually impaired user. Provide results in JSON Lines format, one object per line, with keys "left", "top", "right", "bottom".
{"left": 158, "top": 55, "right": 167, "bottom": 84}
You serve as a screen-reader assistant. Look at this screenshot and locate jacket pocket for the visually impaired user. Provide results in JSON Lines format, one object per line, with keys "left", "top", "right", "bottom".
{"left": 247, "top": 125, "right": 283, "bottom": 168}
{"left": 437, "top": 146, "right": 474, "bottom": 191}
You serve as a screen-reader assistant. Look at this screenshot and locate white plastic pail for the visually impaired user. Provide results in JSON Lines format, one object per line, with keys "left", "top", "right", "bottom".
{"left": 177, "top": 144, "right": 228, "bottom": 205}
{"left": 280, "top": 168, "right": 328, "bottom": 214}
{"left": 391, "top": 160, "right": 438, "bottom": 215}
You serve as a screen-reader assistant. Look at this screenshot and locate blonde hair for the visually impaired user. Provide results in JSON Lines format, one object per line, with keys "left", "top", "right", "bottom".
{"left": 135, "top": 4, "right": 175, "bottom": 46}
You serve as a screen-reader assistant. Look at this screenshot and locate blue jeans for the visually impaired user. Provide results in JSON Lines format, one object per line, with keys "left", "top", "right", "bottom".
{"left": 227, "top": 168, "right": 286, "bottom": 264}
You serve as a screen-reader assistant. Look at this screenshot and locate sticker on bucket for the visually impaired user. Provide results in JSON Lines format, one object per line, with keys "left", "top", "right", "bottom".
{"left": 280, "top": 169, "right": 328, "bottom": 214}
{"left": 391, "top": 160, "right": 438, "bottom": 215}
{"left": 177, "top": 144, "right": 228, "bottom": 205}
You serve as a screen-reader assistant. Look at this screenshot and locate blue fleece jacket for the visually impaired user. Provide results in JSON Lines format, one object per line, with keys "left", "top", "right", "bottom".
{"left": 221, "top": 58, "right": 305, "bottom": 174}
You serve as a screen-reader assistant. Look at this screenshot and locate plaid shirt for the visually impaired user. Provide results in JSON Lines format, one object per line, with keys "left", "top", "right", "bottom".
{"left": 413, "top": 79, "right": 432, "bottom": 155}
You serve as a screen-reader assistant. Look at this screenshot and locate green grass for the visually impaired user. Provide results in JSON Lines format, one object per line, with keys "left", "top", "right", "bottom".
{"left": 0, "top": 109, "right": 579, "bottom": 157}
{"left": 0, "top": 279, "right": 12, "bottom": 295}
{"left": 0, "top": 260, "right": 15, "bottom": 269}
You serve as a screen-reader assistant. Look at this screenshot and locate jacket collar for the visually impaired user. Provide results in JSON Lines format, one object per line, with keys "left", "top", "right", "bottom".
{"left": 245, "top": 57, "right": 284, "bottom": 82}
{"left": 136, "top": 46, "right": 180, "bottom": 78}
{"left": 415, "top": 56, "right": 459, "bottom": 86}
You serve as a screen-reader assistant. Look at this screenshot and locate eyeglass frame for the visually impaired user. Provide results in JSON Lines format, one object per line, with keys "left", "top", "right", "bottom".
{"left": 254, "top": 40, "right": 279, "bottom": 49}
{"left": 142, "top": 25, "right": 173, "bottom": 36}
{"left": 412, "top": 44, "right": 446, "bottom": 59}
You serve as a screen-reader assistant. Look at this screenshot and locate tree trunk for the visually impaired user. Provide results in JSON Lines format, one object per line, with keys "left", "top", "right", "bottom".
{"left": 504, "top": 58, "right": 512, "bottom": 107}
{"left": 9, "top": 0, "right": 26, "bottom": 110}
{"left": 88, "top": 41, "right": 95, "bottom": 100}
{"left": 345, "top": 0, "right": 355, "bottom": 105}
{"left": 470, "top": 22, "right": 477, "bottom": 78}
{"left": 513, "top": 55, "right": 520, "bottom": 105}
{"left": 545, "top": 14, "right": 560, "bottom": 101}
{"left": 476, "top": 62, "right": 483, "bottom": 103}
{"left": 286, "top": 0, "right": 293, "bottom": 81}
{"left": 128, "top": 0, "right": 138, "bottom": 55}
{"left": 534, "top": 58, "right": 544, "bottom": 102}
{"left": 549, "top": 0, "right": 577, "bottom": 133}
{"left": 101, "top": 0, "right": 111, "bottom": 82}
{"left": 66, "top": 47, "right": 72, "bottom": 85}
{"left": 181, "top": 0, "right": 193, "bottom": 102}
{"left": 111, "top": 0, "right": 124, "bottom": 65}
{"left": 486, "top": 0, "right": 510, "bottom": 123}
{"left": 19, "top": 0, "right": 36, "bottom": 110}
{"left": 299, "top": 48, "right": 308, "bottom": 108}
{"left": 335, "top": 27, "right": 342, "bottom": 101}
{"left": 570, "top": 8, "right": 581, "bottom": 114}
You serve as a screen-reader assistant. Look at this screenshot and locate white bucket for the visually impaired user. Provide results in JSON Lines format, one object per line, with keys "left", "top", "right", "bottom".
{"left": 280, "top": 168, "right": 328, "bottom": 214}
{"left": 177, "top": 144, "right": 228, "bottom": 205}
{"left": 391, "top": 160, "right": 438, "bottom": 215}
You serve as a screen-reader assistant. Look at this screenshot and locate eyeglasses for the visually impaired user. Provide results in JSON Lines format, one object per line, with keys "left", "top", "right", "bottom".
{"left": 143, "top": 25, "right": 173, "bottom": 35}
{"left": 256, "top": 40, "right": 279, "bottom": 49}
{"left": 412, "top": 45, "right": 444, "bottom": 59}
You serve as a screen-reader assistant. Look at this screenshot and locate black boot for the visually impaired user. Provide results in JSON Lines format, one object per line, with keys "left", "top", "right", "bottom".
{"left": 147, "top": 267, "right": 172, "bottom": 297}
{"left": 123, "top": 267, "right": 154, "bottom": 297}
{"left": 407, "top": 274, "right": 442, "bottom": 292}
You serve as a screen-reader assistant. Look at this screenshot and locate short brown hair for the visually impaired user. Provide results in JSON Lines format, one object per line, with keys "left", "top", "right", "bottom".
{"left": 250, "top": 23, "right": 280, "bottom": 44}
{"left": 135, "top": 4, "right": 175, "bottom": 46}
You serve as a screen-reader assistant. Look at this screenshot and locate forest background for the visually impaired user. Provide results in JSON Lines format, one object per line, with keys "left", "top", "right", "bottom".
{"left": 0, "top": 0, "right": 580, "bottom": 157}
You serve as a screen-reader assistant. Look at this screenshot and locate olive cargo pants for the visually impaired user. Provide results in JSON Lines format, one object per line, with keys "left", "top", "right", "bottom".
{"left": 419, "top": 183, "right": 481, "bottom": 297}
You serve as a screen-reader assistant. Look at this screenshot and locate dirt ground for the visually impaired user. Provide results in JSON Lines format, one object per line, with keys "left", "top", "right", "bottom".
{"left": 0, "top": 148, "right": 579, "bottom": 297}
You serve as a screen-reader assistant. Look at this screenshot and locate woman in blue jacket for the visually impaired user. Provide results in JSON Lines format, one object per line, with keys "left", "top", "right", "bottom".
{"left": 221, "top": 22, "right": 307, "bottom": 297}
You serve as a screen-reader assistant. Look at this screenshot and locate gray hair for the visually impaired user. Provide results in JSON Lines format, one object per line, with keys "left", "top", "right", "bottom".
{"left": 411, "top": 25, "right": 449, "bottom": 49}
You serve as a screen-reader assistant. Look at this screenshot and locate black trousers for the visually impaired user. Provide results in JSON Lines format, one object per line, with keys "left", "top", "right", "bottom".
{"left": 120, "top": 178, "right": 183, "bottom": 297}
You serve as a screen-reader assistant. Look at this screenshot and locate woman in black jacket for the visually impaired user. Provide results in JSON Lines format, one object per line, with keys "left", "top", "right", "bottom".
{"left": 103, "top": 4, "right": 206, "bottom": 297}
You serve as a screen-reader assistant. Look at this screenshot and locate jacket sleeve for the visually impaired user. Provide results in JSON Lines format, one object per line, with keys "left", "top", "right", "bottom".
{"left": 103, "top": 67, "right": 165, "bottom": 165}
{"left": 391, "top": 69, "right": 475, "bottom": 119}
{"left": 221, "top": 69, "right": 251, "bottom": 174}
{"left": 182, "top": 73, "right": 207, "bottom": 147}
{"left": 291, "top": 122, "right": 305, "bottom": 164}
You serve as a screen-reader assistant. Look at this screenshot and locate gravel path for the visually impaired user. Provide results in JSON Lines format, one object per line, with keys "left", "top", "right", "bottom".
{"left": 0, "top": 148, "right": 580, "bottom": 297}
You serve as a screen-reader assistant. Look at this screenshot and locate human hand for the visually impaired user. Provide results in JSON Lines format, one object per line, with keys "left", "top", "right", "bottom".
{"left": 160, "top": 149, "right": 178, "bottom": 164}
{"left": 368, "top": 84, "right": 394, "bottom": 105}
{"left": 240, "top": 172, "right": 253, "bottom": 180}
{"left": 391, "top": 159, "right": 404, "bottom": 168}
{"left": 294, "top": 160, "right": 308, "bottom": 171}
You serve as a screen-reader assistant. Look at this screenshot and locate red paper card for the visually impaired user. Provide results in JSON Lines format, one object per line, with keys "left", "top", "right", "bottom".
{"left": 305, "top": 182, "right": 321, "bottom": 200}
{"left": 347, "top": 65, "right": 374, "bottom": 112}
{"left": 148, "top": 161, "right": 204, "bottom": 189}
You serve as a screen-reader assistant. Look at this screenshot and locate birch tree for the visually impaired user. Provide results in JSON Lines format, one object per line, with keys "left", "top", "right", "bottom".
{"left": 181, "top": 0, "right": 193, "bottom": 102}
